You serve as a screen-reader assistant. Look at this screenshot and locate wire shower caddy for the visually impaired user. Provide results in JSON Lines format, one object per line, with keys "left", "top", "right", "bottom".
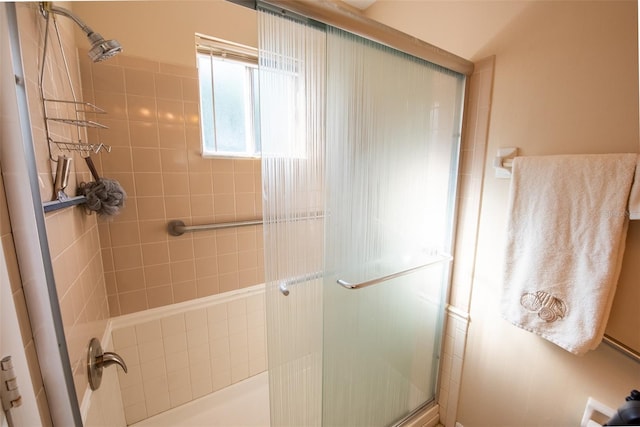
{"left": 38, "top": 2, "right": 112, "bottom": 160}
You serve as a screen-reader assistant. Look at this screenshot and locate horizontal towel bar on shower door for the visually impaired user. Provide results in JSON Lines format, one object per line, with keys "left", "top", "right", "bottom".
{"left": 336, "top": 254, "right": 453, "bottom": 290}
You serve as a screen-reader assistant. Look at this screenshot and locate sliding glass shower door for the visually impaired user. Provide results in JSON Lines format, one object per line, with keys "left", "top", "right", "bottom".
{"left": 259, "top": 9, "right": 465, "bottom": 427}
{"left": 322, "top": 27, "right": 464, "bottom": 426}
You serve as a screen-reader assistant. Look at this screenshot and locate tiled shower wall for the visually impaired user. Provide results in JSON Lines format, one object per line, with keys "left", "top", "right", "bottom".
{"left": 15, "top": 3, "right": 108, "bottom": 407}
{"left": 78, "top": 52, "right": 264, "bottom": 316}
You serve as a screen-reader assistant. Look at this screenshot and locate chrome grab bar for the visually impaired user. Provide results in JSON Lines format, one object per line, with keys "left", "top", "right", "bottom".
{"left": 168, "top": 212, "right": 324, "bottom": 236}
{"left": 336, "top": 254, "right": 452, "bottom": 290}
{"left": 168, "top": 218, "right": 262, "bottom": 236}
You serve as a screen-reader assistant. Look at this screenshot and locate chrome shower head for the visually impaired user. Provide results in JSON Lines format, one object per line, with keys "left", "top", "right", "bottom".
{"left": 43, "top": 3, "right": 123, "bottom": 63}
{"left": 86, "top": 32, "right": 123, "bottom": 63}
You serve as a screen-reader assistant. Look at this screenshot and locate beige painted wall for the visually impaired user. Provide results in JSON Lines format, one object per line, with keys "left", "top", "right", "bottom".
{"left": 367, "top": 1, "right": 640, "bottom": 426}
{"left": 72, "top": 1, "right": 257, "bottom": 67}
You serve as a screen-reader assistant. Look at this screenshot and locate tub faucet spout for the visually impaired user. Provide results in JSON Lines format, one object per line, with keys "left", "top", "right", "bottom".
{"left": 98, "top": 351, "right": 128, "bottom": 373}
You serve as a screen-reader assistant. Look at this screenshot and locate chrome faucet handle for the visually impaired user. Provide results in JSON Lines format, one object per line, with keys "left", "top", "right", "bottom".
{"left": 87, "top": 337, "right": 127, "bottom": 391}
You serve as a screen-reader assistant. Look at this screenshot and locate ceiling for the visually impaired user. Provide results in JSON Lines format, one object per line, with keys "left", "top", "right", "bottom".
{"left": 342, "top": 0, "right": 377, "bottom": 11}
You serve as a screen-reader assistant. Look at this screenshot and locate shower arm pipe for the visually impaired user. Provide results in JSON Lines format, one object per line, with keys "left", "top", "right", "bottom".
{"left": 235, "top": 0, "right": 474, "bottom": 76}
{"left": 42, "top": 3, "right": 94, "bottom": 37}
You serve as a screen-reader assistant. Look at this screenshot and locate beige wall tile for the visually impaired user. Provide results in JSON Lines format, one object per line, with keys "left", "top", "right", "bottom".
{"left": 190, "top": 195, "right": 214, "bottom": 217}
{"left": 138, "top": 220, "right": 167, "bottom": 244}
{"left": 137, "top": 197, "right": 166, "bottom": 221}
{"left": 129, "top": 121, "right": 159, "bottom": 148}
{"left": 112, "top": 245, "right": 143, "bottom": 271}
{"left": 170, "top": 260, "right": 196, "bottom": 283}
{"left": 173, "top": 280, "right": 197, "bottom": 303}
{"left": 144, "top": 264, "right": 172, "bottom": 288}
{"left": 160, "top": 149, "right": 189, "bottom": 172}
{"left": 218, "top": 273, "right": 239, "bottom": 293}
{"left": 182, "top": 78, "right": 200, "bottom": 103}
{"left": 213, "top": 173, "right": 235, "bottom": 193}
{"left": 165, "top": 196, "right": 191, "bottom": 219}
{"left": 158, "top": 123, "right": 186, "bottom": 149}
{"left": 98, "top": 118, "right": 131, "bottom": 147}
{"left": 141, "top": 242, "right": 170, "bottom": 266}
{"left": 125, "top": 69, "right": 156, "bottom": 97}
{"left": 189, "top": 172, "right": 213, "bottom": 195}
{"left": 213, "top": 194, "right": 235, "bottom": 217}
{"left": 119, "top": 290, "right": 148, "bottom": 315}
{"left": 157, "top": 99, "right": 185, "bottom": 124}
{"left": 162, "top": 173, "right": 190, "bottom": 196}
{"left": 155, "top": 74, "right": 183, "bottom": 100}
{"left": 100, "top": 146, "right": 133, "bottom": 174}
{"left": 183, "top": 102, "right": 200, "bottom": 127}
{"left": 132, "top": 148, "right": 162, "bottom": 173}
{"left": 168, "top": 239, "right": 195, "bottom": 262}
{"left": 94, "top": 90, "right": 128, "bottom": 119}
{"left": 92, "top": 64, "right": 126, "bottom": 94}
{"left": 115, "top": 268, "right": 145, "bottom": 293}
{"left": 109, "top": 221, "right": 141, "bottom": 246}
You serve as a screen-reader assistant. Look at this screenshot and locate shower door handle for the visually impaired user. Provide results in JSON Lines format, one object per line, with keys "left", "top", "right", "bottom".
{"left": 336, "top": 254, "right": 452, "bottom": 290}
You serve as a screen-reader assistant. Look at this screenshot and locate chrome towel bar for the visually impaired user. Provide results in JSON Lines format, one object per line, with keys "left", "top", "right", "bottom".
{"left": 336, "top": 254, "right": 452, "bottom": 290}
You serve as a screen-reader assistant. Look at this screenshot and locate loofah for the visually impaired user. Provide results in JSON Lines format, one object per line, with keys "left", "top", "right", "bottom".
{"left": 78, "top": 178, "right": 126, "bottom": 216}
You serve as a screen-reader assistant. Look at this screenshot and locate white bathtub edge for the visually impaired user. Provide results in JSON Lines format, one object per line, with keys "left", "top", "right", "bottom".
{"left": 110, "top": 283, "right": 266, "bottom": 330}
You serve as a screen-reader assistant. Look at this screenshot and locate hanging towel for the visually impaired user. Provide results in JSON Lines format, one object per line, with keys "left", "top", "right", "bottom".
{"left": 627, "top": 160, "right": 640, "bottom": 219}
{"left": 501, "top": 153, "right": 637, "bottom": 355}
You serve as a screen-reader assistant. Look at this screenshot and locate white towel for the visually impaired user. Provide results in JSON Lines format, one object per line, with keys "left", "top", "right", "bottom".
{"left": 501, "top": 153, "right": 637, "bottom": 355}
{"left": 627, "top": 160, "right": 640, "bottom": 219}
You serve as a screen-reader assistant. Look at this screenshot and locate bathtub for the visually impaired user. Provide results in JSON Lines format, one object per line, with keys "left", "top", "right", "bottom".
{"left": 108, "top": 284, "right": 267, "bottom": 425}
{"left": 131, "top": 371, "right": 270, "bottom": 427}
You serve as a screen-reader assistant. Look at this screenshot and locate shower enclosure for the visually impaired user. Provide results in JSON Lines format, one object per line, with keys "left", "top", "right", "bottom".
{"left": 259, "top": 5, "right": 466, "bottom": 426}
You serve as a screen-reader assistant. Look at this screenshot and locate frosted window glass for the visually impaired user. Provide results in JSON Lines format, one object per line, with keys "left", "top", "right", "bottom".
{"left": 212, "top": 60, "right": 248, "bottom": 152}
{"left": 197, "top": 54, "right": 260, "bottom": 157}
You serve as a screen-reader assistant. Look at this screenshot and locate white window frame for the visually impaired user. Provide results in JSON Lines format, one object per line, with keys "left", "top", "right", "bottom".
{"left": 196, "top": 34, "right": 260, "bottom": 158}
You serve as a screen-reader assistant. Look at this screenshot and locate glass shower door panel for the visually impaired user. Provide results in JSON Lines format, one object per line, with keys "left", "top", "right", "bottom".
{"left": 323, "top": 263, "right": 448, "bottom": 426}
{"left": 323, "top": 27, "right": 465, "bottom": 426}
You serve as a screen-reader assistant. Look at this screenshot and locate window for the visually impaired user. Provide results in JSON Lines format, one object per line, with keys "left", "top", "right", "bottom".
{"left": 196, "top": 35, "right": 260, "bottom": 157}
